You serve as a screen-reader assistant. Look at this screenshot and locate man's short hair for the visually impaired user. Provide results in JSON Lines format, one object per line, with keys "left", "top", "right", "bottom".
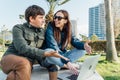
{"left": 25, "top": 5, "right": 45, "bottom": 22}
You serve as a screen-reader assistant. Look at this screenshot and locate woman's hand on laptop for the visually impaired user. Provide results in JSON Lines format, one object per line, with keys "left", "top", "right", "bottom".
{"left": 66, "top": 62, "right": 79, "bottom": 75}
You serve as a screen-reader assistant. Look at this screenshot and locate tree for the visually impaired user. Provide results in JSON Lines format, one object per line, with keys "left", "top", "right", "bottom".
{"left": 0, "top": 38, "right": 3, "bottom": 45}
{"left": 112, "top": 0, "right": 120, "bottom": 38}
{"left": 19, "top": 14, "right": 25, "bottom": 23}
{"left": 19, "top": 14, "right": 24, "bottom": 20}
{"left": 90, "top": 34, "right": 99, "bottom": 42}
{"left": 116, "top": 34, "right": 120, "bottom": 40}
{"left": 79, "top": 34, "right": 88, "bottom": 41}
{"left": 1, "top": 25, "right": 8, "bottom": 51}
{"left": 104, "top": 0, "right": 119, "bottom": 63}
{"left": 45, "top": 0, "right": 70, "bottom": 24}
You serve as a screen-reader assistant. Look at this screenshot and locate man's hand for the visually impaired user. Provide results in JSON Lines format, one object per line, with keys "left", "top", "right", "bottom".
{"left": 44, "top": 51, "right": 69, "bottom": 60}
{"left": 84, "top": 40, "right": 92, "bottom": 54}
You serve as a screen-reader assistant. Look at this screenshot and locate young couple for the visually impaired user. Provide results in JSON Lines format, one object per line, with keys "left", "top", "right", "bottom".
{"left": 0, "top": 5, "right": 91, "bottom": 80}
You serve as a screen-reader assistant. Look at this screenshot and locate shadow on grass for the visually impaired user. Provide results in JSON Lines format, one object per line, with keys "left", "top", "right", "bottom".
{"left": 98, "top": 60, "right": 108, "bottom": 64}
{"left": 104, "top": 76, "right": 120, "bottom": 80}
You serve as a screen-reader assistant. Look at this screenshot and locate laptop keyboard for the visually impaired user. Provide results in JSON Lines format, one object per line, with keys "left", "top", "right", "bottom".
{"left": 66, "top": 74, "right": 78, "bottom": 80}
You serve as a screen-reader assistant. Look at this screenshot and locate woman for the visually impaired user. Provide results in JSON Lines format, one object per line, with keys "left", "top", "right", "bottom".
{"left": 44, "top": 10, "right": 91, "bottom": 74}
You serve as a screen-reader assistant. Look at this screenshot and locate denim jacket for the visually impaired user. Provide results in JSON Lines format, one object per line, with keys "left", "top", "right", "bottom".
{"left": 3, "top": 22, "right": 45, "bottom": 61}
{"left": 45, "top": 22, "right": 85, "bottom": 54}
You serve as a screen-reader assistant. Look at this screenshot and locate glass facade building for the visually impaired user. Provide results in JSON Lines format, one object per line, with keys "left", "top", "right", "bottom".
{"left": 89, "top": 4, "right": 106, "bottom": 40}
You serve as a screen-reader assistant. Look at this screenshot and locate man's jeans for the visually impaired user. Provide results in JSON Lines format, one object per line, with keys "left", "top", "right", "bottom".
{"left": 45, "top": 48, "right": 86, "bottom": 67}
{"left": 0, "top": 54, "right": 32, "bottom": 80}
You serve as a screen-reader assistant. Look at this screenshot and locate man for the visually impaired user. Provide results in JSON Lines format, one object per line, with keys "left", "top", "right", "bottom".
{"left": 0, "top": 5, "right": 66, "bottom": 80}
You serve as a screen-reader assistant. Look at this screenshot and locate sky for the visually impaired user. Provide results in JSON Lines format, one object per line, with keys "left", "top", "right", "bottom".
{"left": 0, "top": 0, "right": 103, "bottom": 36}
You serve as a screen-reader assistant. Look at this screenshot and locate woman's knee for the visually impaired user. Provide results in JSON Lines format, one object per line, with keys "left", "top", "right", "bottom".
{"left": 72, "top": 49, "right": 86, "bottom": 55}
{"left": 45, "top": 48, "right": 55, "bottom": 52}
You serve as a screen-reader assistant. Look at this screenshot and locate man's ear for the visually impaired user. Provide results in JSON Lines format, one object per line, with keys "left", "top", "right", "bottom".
{"left": 29, "top": 16, "right": 34, "bottom": 22}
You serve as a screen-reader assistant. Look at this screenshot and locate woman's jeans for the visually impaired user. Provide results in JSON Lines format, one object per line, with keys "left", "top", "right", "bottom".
{"left": 45, "top": 48, "right": 86, "bottom": 67}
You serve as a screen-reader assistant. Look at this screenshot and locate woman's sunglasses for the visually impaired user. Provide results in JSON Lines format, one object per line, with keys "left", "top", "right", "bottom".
{"left": 54, "top": 16, "right": 66, "bottom": 21}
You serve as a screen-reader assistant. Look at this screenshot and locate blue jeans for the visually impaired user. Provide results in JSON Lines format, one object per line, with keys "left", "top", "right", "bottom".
{"left": 45, "top": 48, "right": 86, "bottom": 67}
{"left": 37, "top": 49, "right": 58, "bottom": 72}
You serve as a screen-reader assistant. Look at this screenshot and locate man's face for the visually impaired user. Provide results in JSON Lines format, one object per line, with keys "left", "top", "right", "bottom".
{"left": 29, "top": 15, "right": 45, "bottom": 28}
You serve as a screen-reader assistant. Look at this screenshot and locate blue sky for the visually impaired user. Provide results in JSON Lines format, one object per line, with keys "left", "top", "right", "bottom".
{"left": 0, "top": 0, "right": 103, "bottom": 36}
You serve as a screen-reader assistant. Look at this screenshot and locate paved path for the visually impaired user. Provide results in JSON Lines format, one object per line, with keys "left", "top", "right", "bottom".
{"left": 0, "top": 64, "right": 71, "bottom": 80}
{"left": 0, "top": 63, "right": 104, "bottom": 80}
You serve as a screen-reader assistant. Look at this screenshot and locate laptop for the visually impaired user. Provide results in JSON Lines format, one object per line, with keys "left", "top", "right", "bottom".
{"left": 76, "top": 54, "right": 101, "bottom": 80}
{"left": 57, "top": 54, "right": 104, "bottom": 80}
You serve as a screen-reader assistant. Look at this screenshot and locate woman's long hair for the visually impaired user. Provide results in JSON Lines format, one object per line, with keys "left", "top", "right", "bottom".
{"left": 52, "top": 10, "right": 71, "bottom": 50}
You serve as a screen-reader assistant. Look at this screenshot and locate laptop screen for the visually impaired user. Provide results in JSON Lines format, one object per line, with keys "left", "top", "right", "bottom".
{"left": 77, "top": 54, "right": 100, "bottom": 80}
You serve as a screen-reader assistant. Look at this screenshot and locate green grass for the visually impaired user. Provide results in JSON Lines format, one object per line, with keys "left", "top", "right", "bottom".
{"left": 97, "top": 56, "right": 120, "bottom": 80}
{"left": 78, "top": 54, "right": 120, "bottom": 80}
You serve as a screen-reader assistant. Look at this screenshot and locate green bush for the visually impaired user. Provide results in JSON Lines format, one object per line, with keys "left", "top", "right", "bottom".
{"left": 89, "top": 40, "right": 120, "bottom": 52}
{"left": 67, "top": 40, "right": 120, "bottom": 54}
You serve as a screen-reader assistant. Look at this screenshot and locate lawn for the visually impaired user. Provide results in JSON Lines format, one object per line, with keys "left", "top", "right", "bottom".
{"left": 0, "top": 52, "right": 120, "bottom": 80}
{"left": 78, "top": 54, "right": 120, "bottom": 80}
{"left": 96, "top": 56, "right": 120, "bottom": 80}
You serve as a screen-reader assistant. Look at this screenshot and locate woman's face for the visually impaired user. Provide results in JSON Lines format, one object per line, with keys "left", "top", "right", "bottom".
{"left": 54, "top": 12, "right": 67, "bottom": 30}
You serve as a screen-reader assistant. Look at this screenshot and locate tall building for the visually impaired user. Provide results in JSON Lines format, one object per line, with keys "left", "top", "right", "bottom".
{"left": 89, "top": 3, "right": 106, "bottom": 40}
{"left": 71, "top": 20, "right": 77, "bottom": 37}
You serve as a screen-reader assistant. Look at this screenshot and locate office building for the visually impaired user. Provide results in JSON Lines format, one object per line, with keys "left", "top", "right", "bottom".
{"left": 89, "top": 3, "right": 106, "bottom": 40}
